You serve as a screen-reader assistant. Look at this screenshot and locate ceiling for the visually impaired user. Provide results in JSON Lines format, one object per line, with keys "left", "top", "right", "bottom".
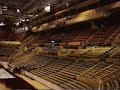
{"left": 0, "top": 0, "right": 81, "bottom": 25}
{"left": 0, "top": 0, "right": 119, "bottom": 31}
{"left": 0, "top": 0, "right": 119, "bottom": 42}
{"left": 0, "top": 0, "right": 30, "bottom": 20}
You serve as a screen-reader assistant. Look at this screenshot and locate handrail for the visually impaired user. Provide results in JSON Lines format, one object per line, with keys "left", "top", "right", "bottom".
{"left": 104, "top": 25, "right": 120, "bottom": 43}
{"left": 100, "top": 47, "right": 115, "bottom": 58}
{"left": 77, "top": 62, "right": 103, "bottom": 77}
{"left": 88, "top": 63, "right": 115, "bottom": 78}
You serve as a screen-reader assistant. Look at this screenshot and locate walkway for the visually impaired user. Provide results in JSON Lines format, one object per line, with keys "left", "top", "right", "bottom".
{"left": 16, "top": 74, "right": 50, "bottom": 90}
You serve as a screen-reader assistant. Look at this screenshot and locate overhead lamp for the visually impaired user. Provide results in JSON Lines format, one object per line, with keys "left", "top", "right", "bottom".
{"left": 3, "top": 6, "right": 7, "bottom": 9}
{"left": 44, "top": 4, "right": 50, "bottom": 12}
{"left": 51, "top": 41, "right": 54, "bottom": 43}
{"left": 22, "top": 19, "right": 25, "bottom": 22}
{"left": 28, "top": 14, "right": 34, "bottom": 17}
{"left": 0, "top": 22, "right": 5, "bottom": 26}
{"left": 35, "top": 14, "right": 38, "bottom": 17}
{"left": 24, "top": 26, "right": 28, "bottom": 31}
{"left": 17, "top": 9, "right": 20, "bottom": 13}
{"left": 19, "top": 21, "right": 22, "bottom": 23}
{"left": 15, "top": 22, "right": 19, "bottom": 26}
{"left": 26, "top": 19, "right": 29, "bottom": 21}
{"left": 20, "top": 19, "right": 25, "bottom": 22}
{"left": 2, "top": 6, "right": 7, "bottom": 11}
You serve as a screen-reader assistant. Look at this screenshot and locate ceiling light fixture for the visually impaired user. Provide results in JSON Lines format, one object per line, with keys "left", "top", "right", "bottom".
{"left": 15, "top": 22, "right": 20, "bottom": 26}
{"left": 28, "top": 14, "right": 34, "bottom": 17}
{"left": 2, "top": 6, "right": 7, "bottom": 11}
{"left": 26, "top": 19, "right": 29, "bottom": 21}
{"left": 0, "top": 22, "right": 5, "bottom": 26}
{"left": 20, "top": 19, "right": 25, "bottom": 22}
{"left": 17, "top": 9, "right": 20, "bottom": 12}
{"left": 35, "top": 14, "right": 38, "bottom": 17}
{"left": 44, "top": 4, "right": 50, "bottom": 12}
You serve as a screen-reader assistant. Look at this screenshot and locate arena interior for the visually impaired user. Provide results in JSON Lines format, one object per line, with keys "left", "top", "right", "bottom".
{"left": 0, "top": 0, "right": 120, "bottom": 90}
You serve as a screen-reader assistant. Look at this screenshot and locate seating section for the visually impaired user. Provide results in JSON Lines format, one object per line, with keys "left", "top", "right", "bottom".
{"left": 0, "top": 48, "right": 14, "bottom": 56}
{"left": 8, "top": 52, "right": 120, "bottom": 90}
{"left": 78, "top": 62, "right": 111, "bottom": 78}
{"left": 77, "top": 62, "right": 120, "bottom": 90}
{"left": 1, "top": 24, "right": 120, "bottom": 90}
{"left": 104, "top": 47, "right": 120, "bottom": 58}
{"left": 0, "top": 56, "right": 10, "bottom": 62}
{"left": 89, "top": 63, "right": 120, "bottom": 81}
{"left": 87, "top": 26, "right": 117, "bottom": 45}
{"left": 81, "top": 46, "right": 112, "bottom": 58}
{"left": 11, "top": 54, "right": 56, "bottom": 71}
{"left": 104, "top": 26, "right": 120, "bottom": 45}
{"left": 10, "top": 54, "right": 97, "bottom": 89}
{"left": 20, "top": 25, "right": 120, "bottom": 46}
{"left": 0, "top": 46, "right": 119, "bottom": 89}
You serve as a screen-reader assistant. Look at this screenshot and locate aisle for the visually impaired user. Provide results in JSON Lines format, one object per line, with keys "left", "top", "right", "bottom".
{"left": 16, "top": 74, "right": 50, "bottom": 90}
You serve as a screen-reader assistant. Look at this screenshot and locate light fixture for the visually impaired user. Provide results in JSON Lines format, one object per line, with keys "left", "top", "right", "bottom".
{"left": 2, "top": 6, "right": 7, "bottom": 11}
{"left": 3, "top": 6, "right": 7, "bottom": 9}
{"left": 26, "top": 19, "right": 29, "bottom": 21}
{"left": 22, "top": 19, "right": 25, "bottom": 22}
{"left": 51, "top": 41, "right": 54, "bottom": 43}
{"left": 0, "top": 22, "right": 5, "bottom": 26}
{"left": 17, "top": 9, "right": 20, "bottom": 13}
{"left": 24, "top": 26, "right": 28, "bottom": 31}
{"left": 28, "top": 14, "right": 34, "bottom": 17}
{"left": 35, "top": 15, "right": 38, "bottom": 17}
{"left": 44, "top": 4, "right": 50, "bottom": 12}
{"left": 15, "top": 22, "right": 19, "bottom": 26}
{"left": 20, "top": 19, "right": 25, "bottom": 22}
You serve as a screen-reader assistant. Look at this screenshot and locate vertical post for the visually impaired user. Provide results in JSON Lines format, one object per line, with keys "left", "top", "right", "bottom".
{"left": 98, "top": 79, "right": 104, "bottom": 90}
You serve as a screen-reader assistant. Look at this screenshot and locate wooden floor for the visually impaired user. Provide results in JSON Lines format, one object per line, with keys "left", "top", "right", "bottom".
{"left": 17, "top": 74, "right": 50, "bottom": 90}
{"left": 0, "top": 82, "right": 11, "bottom": 90}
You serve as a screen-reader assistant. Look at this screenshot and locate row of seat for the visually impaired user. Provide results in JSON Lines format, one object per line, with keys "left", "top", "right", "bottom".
{"left": 0, "top": 48, "right": 119, "bottom": 90}
{"left": 0, "top": 48, "right": 15, "bottom": 56}
{"left": 20, "top": 25, "right": 120, "bottom": 47}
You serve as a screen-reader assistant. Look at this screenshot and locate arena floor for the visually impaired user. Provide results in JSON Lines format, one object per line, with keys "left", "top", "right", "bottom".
{"left": 17, "top": 74, "right": 50, "bottom": 90}
{"left": 0, "top": 69, "right": 15, "bottom": 79}
{"left": 0, "top": 69, "right": 13, "bottom": 90}
{"left": 0, "top": 82, "right": 11, "bottom": 90}
{"left": 0, "top": 68, "right": 36, "bottom": 90}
